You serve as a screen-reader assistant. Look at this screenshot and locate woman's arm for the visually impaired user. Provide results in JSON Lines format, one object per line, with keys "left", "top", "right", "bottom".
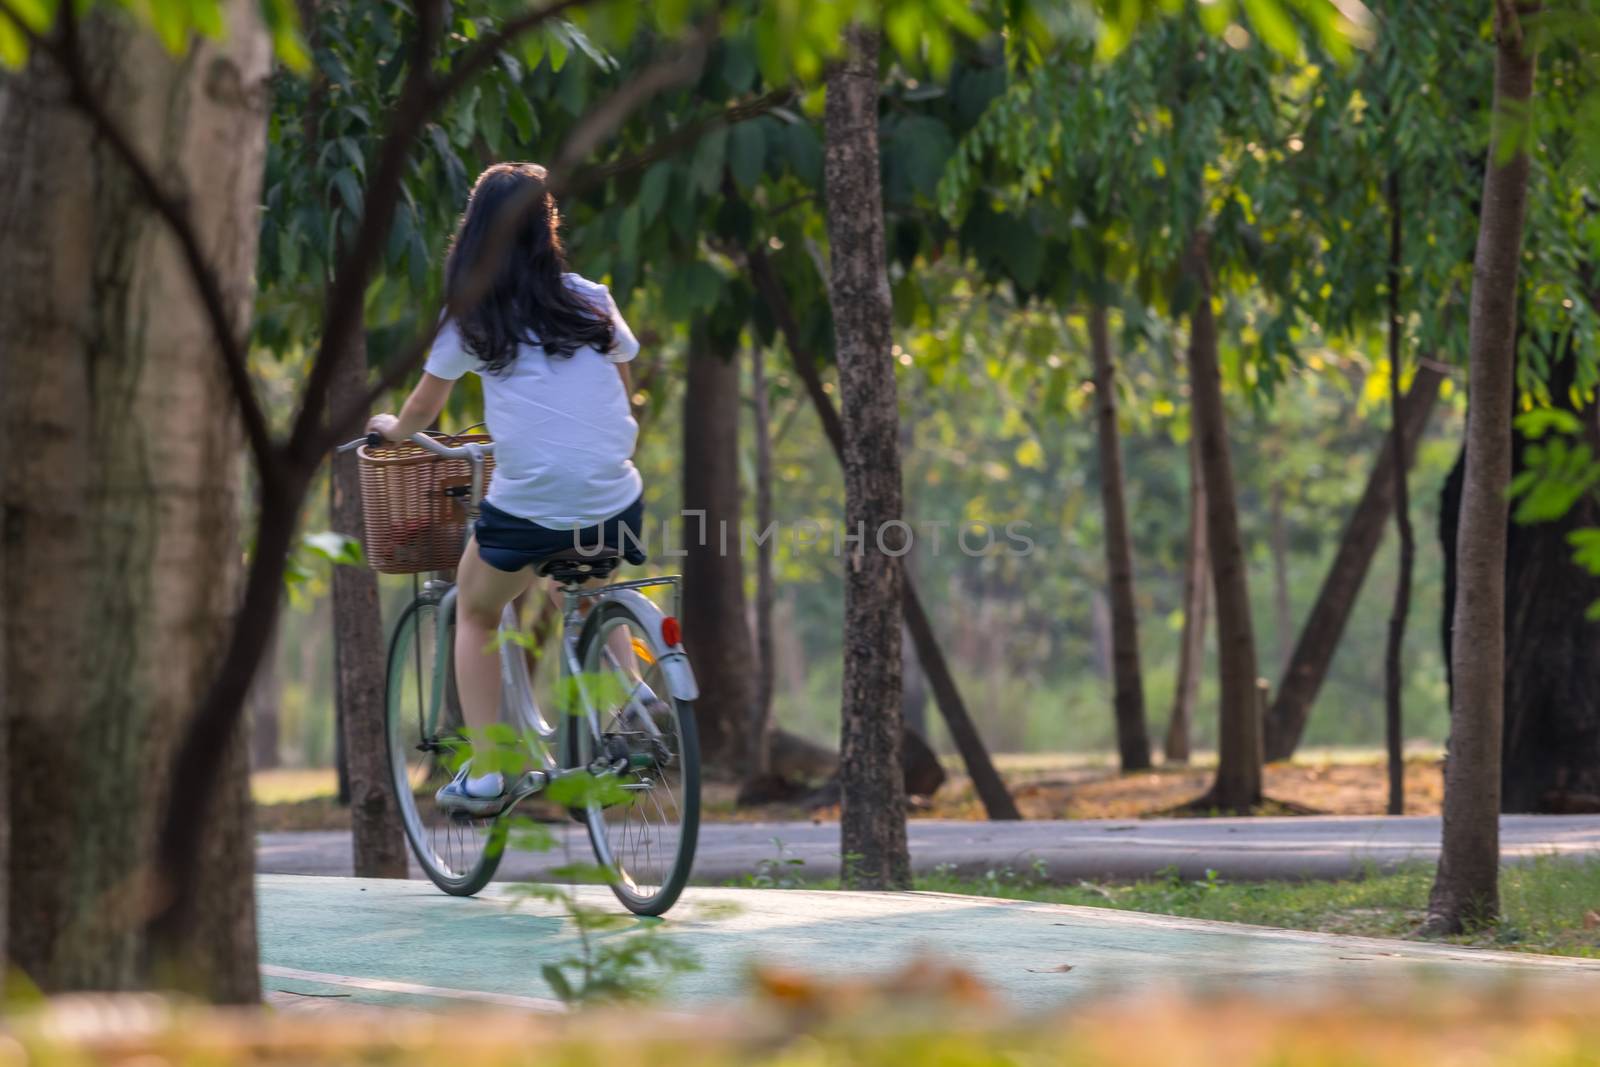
{"left": 367, "top": 372, "right": 456, "bottom": 441}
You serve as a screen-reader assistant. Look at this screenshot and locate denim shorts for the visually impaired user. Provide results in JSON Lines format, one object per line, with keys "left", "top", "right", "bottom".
{"left": 474, "top": 496, "right": 648, "bottom": 574}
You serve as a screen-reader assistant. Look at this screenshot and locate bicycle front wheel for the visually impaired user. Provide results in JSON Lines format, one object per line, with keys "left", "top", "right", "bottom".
{"left": 567, "top": 599, "right": 700, "bottom": 916}
{"left": 386, "top": 593, "right": 505, "bottom": 895}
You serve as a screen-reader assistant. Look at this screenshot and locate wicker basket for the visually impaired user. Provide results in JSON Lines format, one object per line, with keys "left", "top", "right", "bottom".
{"left": 357, "top": 435, "right": 496, "bottom": 574}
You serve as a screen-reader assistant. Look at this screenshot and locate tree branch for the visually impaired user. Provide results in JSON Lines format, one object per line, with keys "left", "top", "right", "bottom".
{"left": 1, "top": 0, "right": 280, "bottom": 479}
{"left": 573, "top": 88, "right": 793, "bottom": 188}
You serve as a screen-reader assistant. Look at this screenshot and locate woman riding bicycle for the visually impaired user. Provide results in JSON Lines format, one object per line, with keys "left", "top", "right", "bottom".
{"left": 368, "top": 161, "right": 648, "bottom": 815}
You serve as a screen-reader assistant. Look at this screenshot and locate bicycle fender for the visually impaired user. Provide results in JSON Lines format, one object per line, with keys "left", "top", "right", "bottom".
{"left": 602, "top": 588, "right": 700, "bottom": 702}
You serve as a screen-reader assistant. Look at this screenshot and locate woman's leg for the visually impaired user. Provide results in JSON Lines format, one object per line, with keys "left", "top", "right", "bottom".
{"left": 455, "top": 535, "right": 536, "bottom": 734}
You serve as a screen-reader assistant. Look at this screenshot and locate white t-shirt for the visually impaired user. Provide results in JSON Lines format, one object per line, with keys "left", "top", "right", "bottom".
{"left": 424, "top": 273, "right": 642, "bottom": 529}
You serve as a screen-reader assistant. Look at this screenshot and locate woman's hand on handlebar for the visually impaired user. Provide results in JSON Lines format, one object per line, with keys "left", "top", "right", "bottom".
{"left": 366, "top": 413, "right": 402, "bottom": 441}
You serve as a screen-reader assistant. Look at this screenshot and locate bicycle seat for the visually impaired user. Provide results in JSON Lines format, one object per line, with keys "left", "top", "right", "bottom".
{"left": 536, "top": 546, "right": 623, "bottom": 583}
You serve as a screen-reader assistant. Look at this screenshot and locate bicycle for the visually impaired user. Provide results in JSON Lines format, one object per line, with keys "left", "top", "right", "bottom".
{"left": 338, "top": 430, "right": 701, "bottom": 916}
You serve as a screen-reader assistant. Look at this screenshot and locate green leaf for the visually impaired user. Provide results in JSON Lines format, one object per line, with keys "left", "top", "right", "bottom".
{"left": 884, "top": 114, "right": 954, "bottom": 201}
{"left": 541, "top": 964, "right": 574, "bottom": 1003}
{"left": 338, "top": 136, "right": 365, "bottom": 177}
{"left": 1254, "top": 1, "right": 1309, "bottom": 57}
{"left": 784, "top": 122, "right": 822, "bottom": 185}
{"left": 0, "top": 16, "right": 27, "bottom": 68}
{"left": 1567, "top": 528, "right": 1600, "bottom": 573}
{"left": 720, "top": 38, "right": 757, "bottom": 93}
{"left": 638, "top": 162, "right": 671, "bottom": 226}
{"left": 331, "top": 168, "right": 363, "bottom": 216}
{"left": 517, "top": 32, "right": 545, "bottom": 72}
{"left": 1515, "top": 407, "right": 1583, "bottom": 440}
{"left": 259, "top": 0, "right": 308, "bottom": 70}
{"left": 506, "top": 89, "right": 537, "bottom": 145}
{"left": 617, "top": 202, "right": 641, "bottom": 266}
{"left": 691, "top": 125, "right": 728, "bottom": 196}
{"left": 302, "top": 530, "right": 364, "bottom": 566}
{"left": 727, "top": 119, "right": 766, "bottom": 191}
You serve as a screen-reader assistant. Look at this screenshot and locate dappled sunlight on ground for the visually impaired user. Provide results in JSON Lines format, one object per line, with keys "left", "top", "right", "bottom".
{"left": 922, "top": 756, "right": 1447, "bottom": 821}
{"left": 255, "top": 753, "right": 1447, "bottom": 831}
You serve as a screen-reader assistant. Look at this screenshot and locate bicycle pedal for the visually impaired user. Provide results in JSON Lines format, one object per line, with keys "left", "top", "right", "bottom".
{"left": 509, "top": 770, "right": 549, "bottom": 800}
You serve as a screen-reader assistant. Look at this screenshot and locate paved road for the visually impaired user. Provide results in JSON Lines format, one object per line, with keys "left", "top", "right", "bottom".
{"left": 258, "top": 814, "right": 1600, "bottom": 884}
{"left": 259, "top": 874, "right": 1600, "bottom": 1013}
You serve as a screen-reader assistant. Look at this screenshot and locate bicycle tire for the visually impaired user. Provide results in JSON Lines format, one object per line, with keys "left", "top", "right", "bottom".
{"left": 567, "top": 598, "right": 701, "bottom": 916}
{"left": 385, "top": 593, "right": 506, "bottom": 896}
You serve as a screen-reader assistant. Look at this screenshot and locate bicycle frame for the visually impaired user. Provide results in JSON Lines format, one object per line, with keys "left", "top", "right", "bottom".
{"left": 377, "top": 431, "right": 694, "bottom": 804}
{"left": 421, "top": 573, "right": 690, "bottom": 802}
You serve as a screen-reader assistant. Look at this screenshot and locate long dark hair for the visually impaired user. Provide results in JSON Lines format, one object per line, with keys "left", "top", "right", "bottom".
{"left": 443, "top": 162, "right": 614, "bottom": 373}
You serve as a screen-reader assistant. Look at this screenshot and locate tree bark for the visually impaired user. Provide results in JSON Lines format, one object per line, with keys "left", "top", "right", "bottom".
{"left": 1183, "top": 231, "right": 1262, "bottom": 812}
{"left": 750, "top": 343, "right": 776, "bottom": 776}
{"left": 0, "top": 361, "right": 7, "bottom": 973}
{"left": 329, "top": 335, "right": 408, "bottom": 877}
{"left": 901, "top": 627, "right": 928, "bottom": 738}
{"left": 824, "top": 23, "right": 912, "bottom": 888}
{"left": 1165, "top": 434, "right": 1208, "bottom": 765}
{"left": 681, "top": 335, "right": 756, "bottom": 772}
{"left": 1089, "top": 304, "right": 1152, "bottom": 771}
{"left": 1263, "top": 363, "right": 1445, "bottom": 760}
{"left": 1384, "top": 168, "right": 1410, "bottom": 817}
{"left": 0, "top": 0, "right": 268, "bottom": 998}
{"left": 1426, "top": 3, "right": 1537, "bottom": 935}
{"left": 250, "top": 628, "right": 283, "bottom": 770}
{"left": 745, "top": 243, "right": 1021, "bottom": 820}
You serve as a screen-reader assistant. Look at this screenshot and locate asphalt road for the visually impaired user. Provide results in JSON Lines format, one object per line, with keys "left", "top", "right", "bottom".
{"left": 258, "top": 814, "right": 1600, "bottom": 884}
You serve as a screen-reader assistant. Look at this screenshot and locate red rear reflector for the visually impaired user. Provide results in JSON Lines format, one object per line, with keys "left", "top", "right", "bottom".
{"left": 661, "top": 616, "right": 681, "bottom": 647}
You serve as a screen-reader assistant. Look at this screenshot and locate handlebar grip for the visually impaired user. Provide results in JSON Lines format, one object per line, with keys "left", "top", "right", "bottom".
{"left": 366, "top": 431, "right": 384, "bottom": 448}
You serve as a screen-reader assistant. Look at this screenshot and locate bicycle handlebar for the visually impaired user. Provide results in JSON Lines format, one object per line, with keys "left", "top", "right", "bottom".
{"left": 335, "top": 431, "right": 496, "bottom": 459}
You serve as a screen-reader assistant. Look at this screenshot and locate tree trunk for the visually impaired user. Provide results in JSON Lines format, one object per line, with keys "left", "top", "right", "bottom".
{"left": 1269, "top": 483, "right": 1293, "bottom": 677}
{"left": 824, "top": 23, "right": 912, "bottom": 888}
{"left": 0, "top": 0, "right": 268, "bottom": 999}
{"left": 1165, "top": 434, "right": 1208, "bottom": 765}
{"left": 1263, "top": 363, "right": 1444, "bottom": 760}
{"left": 902, "top": 627, "right": 928, "bottom": 738}
{"left": 1440, "top": 359, "right": 1600, "bottom": 817}
{"left": 750, "top": 343, "right": 776, "bottom": 776}
{"left": 1384, "top": 169, "right": 1410, "bottom": 817}
{"left": 1426, "top": 4, "right": 1537, "bottom": 935}
{"left": 1089, "top": 304, "right": 1152, "bottom": 771}
{"left": 745, "top": 242, "right": 1021, "bottom": 820}
{"left": 334, "top": 695, "right": 351, "bottom": 803}
{"left": 1500, "top": 379, "right": 1600, "bottom": 813}
{"left": 1183, "top": 231, "right": 1262, "bottom": 813}
{"left": 681, "top": 335, "right": 755, "bottom": 772}
{"left": 250, "top": 627, "right": 283, "bottom": 770}
{"left": 0, "top": 377, "right": 7, "bottom": 972}
{"left": 1088, "top": 591, "right": 1112, "bottom": 679}
{"left": 329, "top": 335, "right": 408, "bottom": 877}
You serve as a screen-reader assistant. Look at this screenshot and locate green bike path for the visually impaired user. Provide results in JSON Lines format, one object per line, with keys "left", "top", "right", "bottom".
{"left": 258, "top": 875, "right": 1600, "bottom": 1012}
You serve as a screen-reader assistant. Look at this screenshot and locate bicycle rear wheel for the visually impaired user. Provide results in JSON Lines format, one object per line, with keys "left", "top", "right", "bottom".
{"left": 386, "top": 593, "right": 505, "bottom": 895}
{"left": 567, "top": 599, "right": 700, "bottom": 916}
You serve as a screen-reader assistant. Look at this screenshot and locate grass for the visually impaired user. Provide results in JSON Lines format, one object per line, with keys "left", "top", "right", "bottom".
{"left": 910, "top": 856, "right": 1600, "bottom": 959}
